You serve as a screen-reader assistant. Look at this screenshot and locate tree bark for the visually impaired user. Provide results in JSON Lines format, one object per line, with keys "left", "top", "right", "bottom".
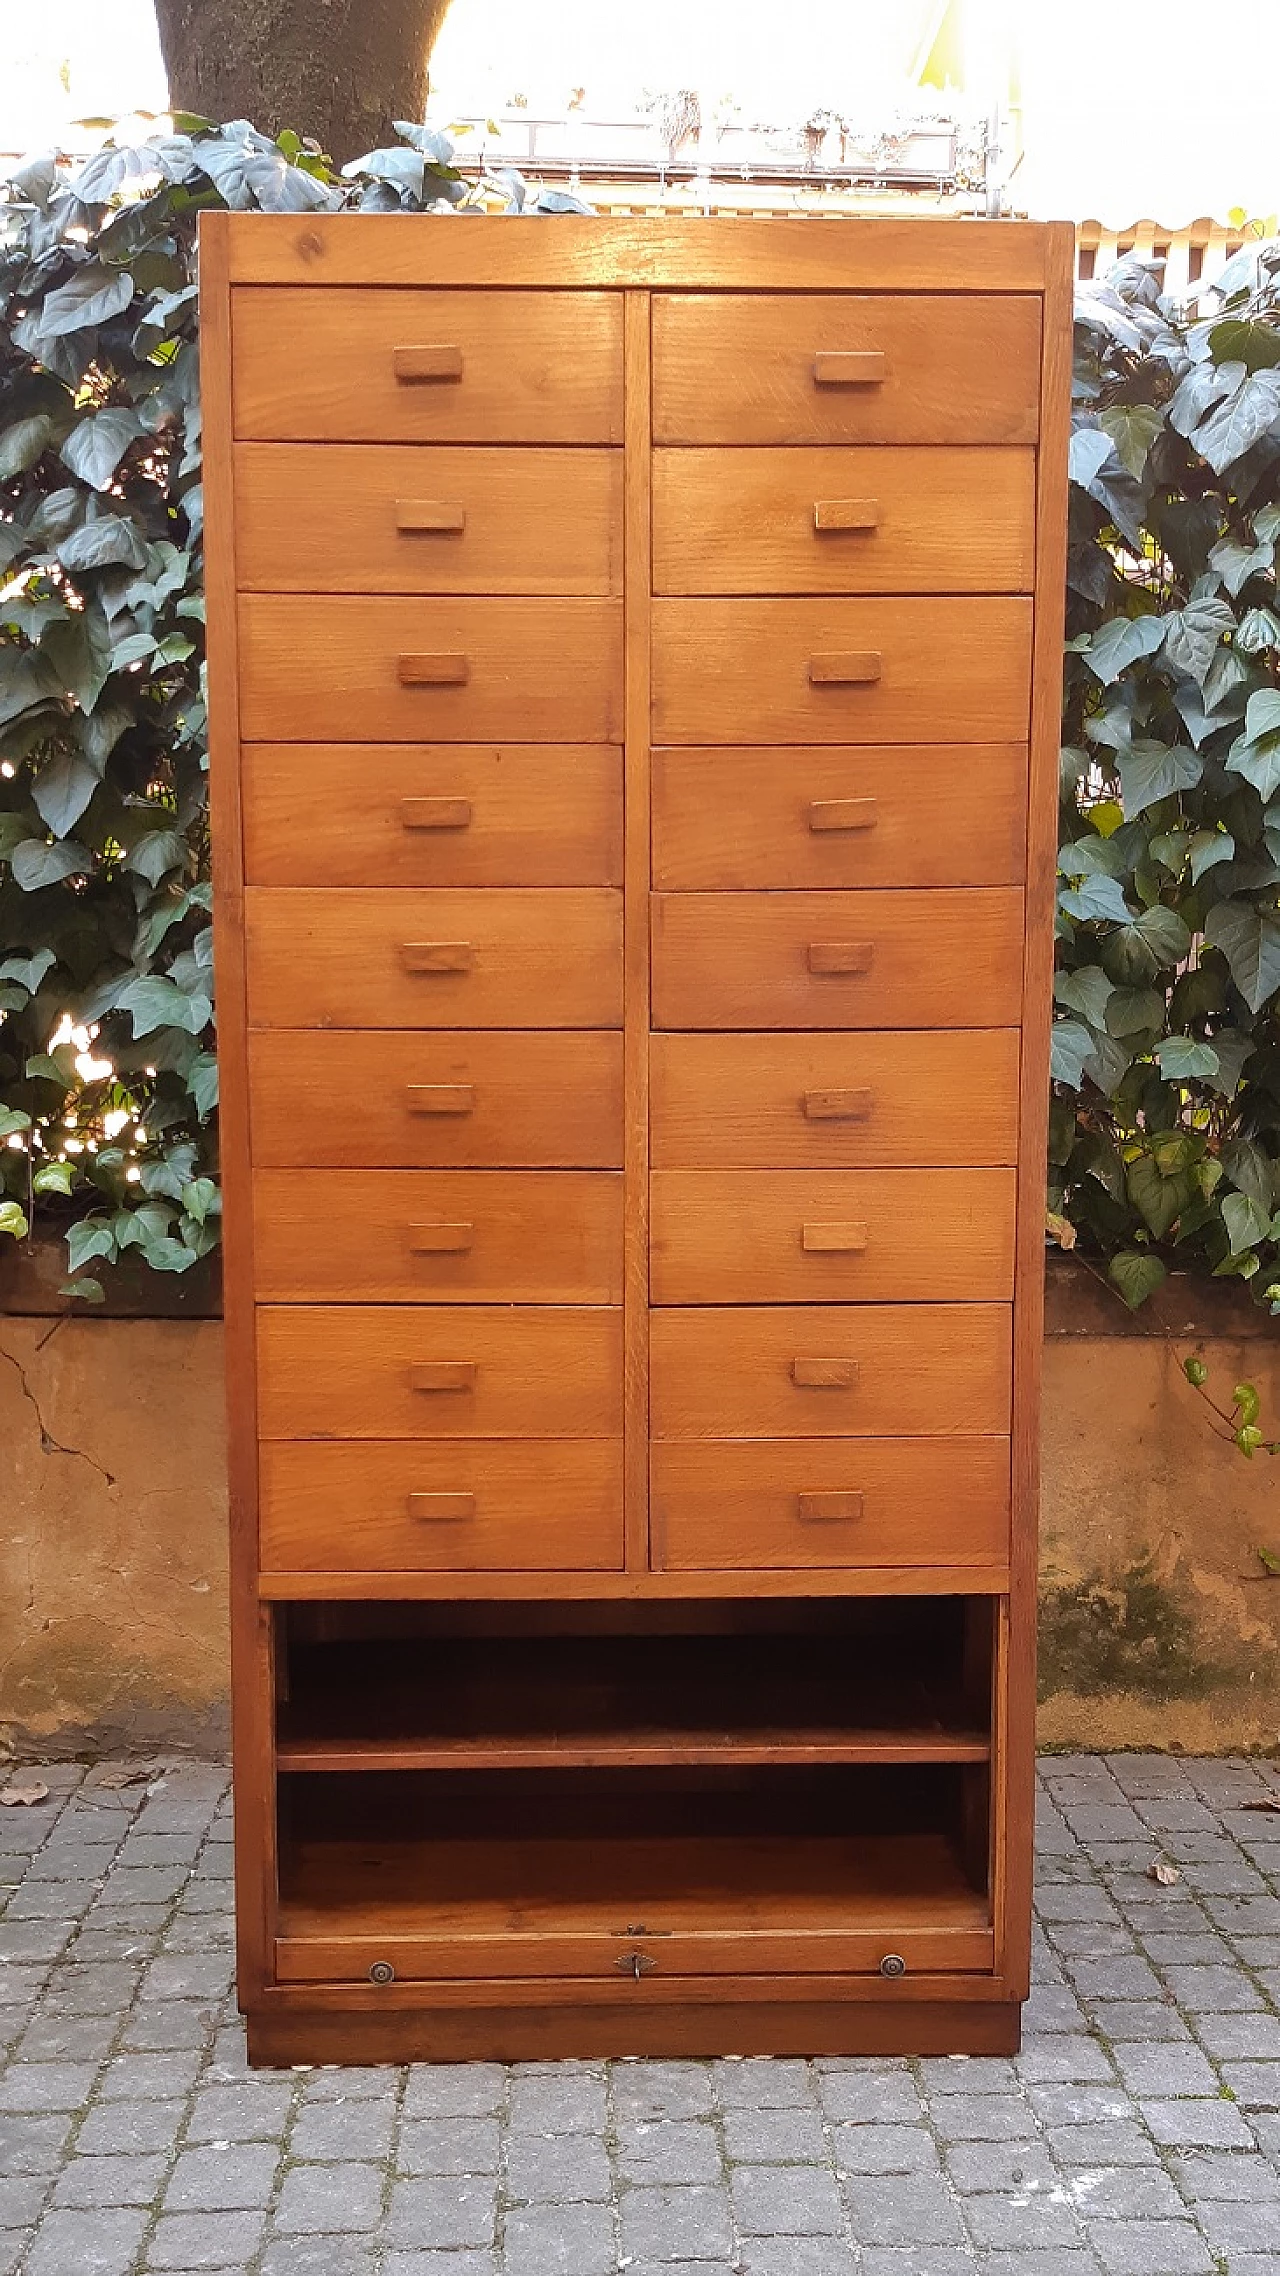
{"left": 153, "top": 0, "right": 454, "bottom": 164}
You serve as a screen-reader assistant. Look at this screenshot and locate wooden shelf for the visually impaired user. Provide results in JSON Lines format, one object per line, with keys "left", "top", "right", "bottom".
{"left": 276, "top": 1635, "right": 989, "bottom": 1775}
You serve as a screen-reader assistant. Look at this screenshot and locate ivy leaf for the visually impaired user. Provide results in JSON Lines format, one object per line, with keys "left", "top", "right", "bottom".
{"left": 9, "top": 839, "right": 89, "bottom": 891}
{"left": 1099, "top": 404, "right": 1164, "bottom": 480}
{"left": 181, "top": 1177, "right": 219, "bottom": 1225}
{"left": 1194, "top": 367, "right": 1280, "bottom": 473}
{"left": 1054, "top": 965, "right": 1114, "bottom": 1025}
{"left": 1206, "top": 901, "right": 1280, "bottom": 1012}
{"left": 1155, "top": 1037, "right": 1221, "bottom": 1081}
{"left": 186, "top": 1055, "right": 219, "bottom": 1118}
{"left": 60, "top": 1277, "right": 105, "bottom": 1303}
{"left": 1223, "top": 1191, "right": 1272, "bottom": 1254}
{"left": 1160, "top": 596, "right": 1236, "bottom": 687}
{"left": 1188, "top": 828, "right": 1235, "bottom": 882}
{"left": 0, "top": 1107, "right": 32, "bottom": 1139}
{"left": 1209, "top": 537, "right": 1275, "bottom": 597}
{"left": 59, "top": 406, "right": 147, "bottom": 491}
{"left": 0, "top": 414, "right": 54, "bottom": 480}
{"left": 0, "top": 1202, "right": 30, "bottom": 1241}
{"left": 1050, "top": 1021, "right": 1093, "bottom": 1089}
{"left": 1117, "top": 740, "right": 1202, "bottom": 820}
{"left": 1128, "top": 1156, "right": 1188, "bottom": 1239}
{"left": 32, "top": 1161, "right": 74, "bottom": 1197}
{"left": 1205, "top": 1030, "right": 1256, "bottom": 1094}
{"left": 117, "top": 974, "right": 213, "bottom": 1038}
{"left": 1083, "top": 614, "right": 1164, "bottom": 685}
{"left": 1106, "top": 986, "right": 1166, "bottom": 1036}
{"left": 1109, "top": 1250, "right": 1168, "bottom": 1308}
{"left": 0, "top": 949, "right": 56, "bottom": 994}
{"left": 31, "top": 751, "right": 99, "bottom": 837}
{"left": 57, "top": 516, "right": 149, "bottom": 574}
{"left": 39, "top": 262, "right": 136, "bottom": 337}
{"left": 65, "top": 1218, "right": 117, "bottom": 1271}
{"left": 1059, "top": 874, "right": 1133, "bottom": 926}
{"left": 125, "top": 830, "right": 188, "bottom": 887}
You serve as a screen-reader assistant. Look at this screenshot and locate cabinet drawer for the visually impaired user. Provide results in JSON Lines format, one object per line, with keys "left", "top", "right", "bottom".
{"left": 652, "top": 293, "right": 1040, "bottom": 445}
{"left": 653, "top": 448, "right": 1034, "bottom": 595}
{"left": 651, "top": 1306, "right": 1012, "bottom": 1439}
{"left": 651, "top": 1441, "right": 1010, "bottom": 1571}
{"left": 258, "top": 1306, "right": 622, "bottom": 1440}
{"left": 651, "top": 745, "right": 1026, "bottom": 891}
{"left": 245, "top": 889, "right": 622, "bottom": 1030}
{"left": 254, "top": 1170, "right": 622, "bottom": 1304}
{"left": 650, "top": 1169, "right": 1016, "bottom": 1304}
{"left": 650, "top": 1032, "right": 1020, "bottom": 1168}
{"left": 652, "top": 598, "right": 1031, "bottom": 745}
{"left": 651, "top": 890, "right": 1023, "bottom": 1031}
{"left": 260, "top": 1441, "right": 624, "bottom": 1572}
{"left": 249, "top": 1031, "right": 623, "bottom": 1168}
{"left": 243, "top": 745, "right": 622, "bottom": 889}
{"left": 236, "top": 445, "right": 622, "bottom": 595}
{"left": 238, "top": 597, "right": 623, "bottom": 744}
{"left": 233, "top": 288, "right": 623, "bottom": 442}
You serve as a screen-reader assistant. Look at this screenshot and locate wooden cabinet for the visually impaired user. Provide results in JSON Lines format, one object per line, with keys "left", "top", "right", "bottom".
{"left": 202, "top": 213, "right": 1070, "bottom": 2066}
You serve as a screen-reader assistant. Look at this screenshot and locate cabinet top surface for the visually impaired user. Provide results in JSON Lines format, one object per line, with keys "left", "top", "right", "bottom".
{"left": 202, "top": 210, "right": 1071, "bottom": 293}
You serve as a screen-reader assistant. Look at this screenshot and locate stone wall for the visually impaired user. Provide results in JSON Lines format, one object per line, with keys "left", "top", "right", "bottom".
{"left": 1, "top": 1254, "right": 1277, "bottom": 1756}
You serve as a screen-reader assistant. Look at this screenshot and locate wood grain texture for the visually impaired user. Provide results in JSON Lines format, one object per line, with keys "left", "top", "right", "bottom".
{"left": 253, "top": 1169, "right": 622, "bottom": 1304}
{"left": 257, "top": 1306, "right": 622, "bottom": 1440}
{"left": 244, "top": 888, "right": 622, "bottom": 1030}
{"left": 248, "top": 1030, "right": 623, "bottom": 1168}
{"left": 651, "top": 890, "right": 1024, "bottom": 1030}
{"left": 652, "top": 597, "right": 1032, "bottom": 744}
{"left": 242, "top": 744, "right": 622, "bottom": 889}
{"left": 650, "top": 1305, "right": 1012, "bottom": 1438}
{"left": 651, "top": 1440, "right": 1010, "bottom": 1570}
{"left": 653, "top": 448, "right": 1035, "bottom": 594}
{"left": 232, "top": 287, "right": 624, "bottom": 441}
{"left": 653, "top": 294, "right": 1042, "bottom": 444}
{"left": 622, "top": 291, "right": 653, "bottom": 1575}
{"left": 650, "top": 1031, "right": 1021, "bottom": 1167}
{"left": 235, "top": 444, "right": 622, "bottom": 593}
{"left": 238, "top": 596, "right": 623, "bottom": 743}
{"left": 260, "top": 1441, "right": 624, "bottom": 1572}
{"left": 650, "top": 1168, "right": 1017, "bottom": 1304}
{"left": 651, "top": 745, "right": 1027, "bottom": 891}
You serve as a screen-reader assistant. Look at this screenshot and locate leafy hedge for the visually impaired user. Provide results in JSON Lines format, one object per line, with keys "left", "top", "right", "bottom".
{"left": 2, "top": 129, "right": 1279, "bottom": 1307}
{"left": 1058, "top": 250, "right": 1280, "bottom": 1309}
{"left": 0, "top": 120, "right": 585, "bottom": 1295}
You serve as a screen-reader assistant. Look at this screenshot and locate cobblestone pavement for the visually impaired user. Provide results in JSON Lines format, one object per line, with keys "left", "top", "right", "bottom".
{"left": 5, "top": 1754, "right": 1280, "bottom": 2274}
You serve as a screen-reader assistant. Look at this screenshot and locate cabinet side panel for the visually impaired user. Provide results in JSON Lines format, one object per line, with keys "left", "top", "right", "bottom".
{"left": 624, "top": 293, "right": 652, "bottom": 1570}
{"left": 1002, "top": 227, "right": 1073, "bottom": 1993}
{"left": 198, "top": 212, "right": 275, "bottom": 2002}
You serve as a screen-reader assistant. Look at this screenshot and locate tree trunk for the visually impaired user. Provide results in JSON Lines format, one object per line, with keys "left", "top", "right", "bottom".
{"left": 153, "top": 0, "right": 454, "bottom": 164}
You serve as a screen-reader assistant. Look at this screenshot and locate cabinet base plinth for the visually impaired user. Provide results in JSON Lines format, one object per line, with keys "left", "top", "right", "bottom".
{"left": 245, "top": 1996, "right": 1021, "bottom": 2066}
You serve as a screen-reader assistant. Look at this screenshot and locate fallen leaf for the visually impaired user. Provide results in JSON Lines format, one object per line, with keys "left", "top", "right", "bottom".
{"left": 89, "top": 1763, "right": 156, "bottom": 1789}
{"left": 0, "top": 1778, "right": 49, "bottom": 1807}
{"left": 1147, "top": 1859, "right": 1182, "bottom": 1885}
{"left": 1244, "top": 1796, "right": 1280, "bottom": 1814}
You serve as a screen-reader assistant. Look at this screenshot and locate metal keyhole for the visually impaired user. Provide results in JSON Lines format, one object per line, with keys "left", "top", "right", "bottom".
{"left": 369, "top": 1959, "right": 395, "bottom": 1985}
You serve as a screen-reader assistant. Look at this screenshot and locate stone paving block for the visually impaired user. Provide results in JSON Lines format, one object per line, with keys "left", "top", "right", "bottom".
{"left": 98, "top": 2050, "right": 202, "bottom": 2100}
{"left": 164, "top": 2143, "right": 280, "bottom": 2212}
{"left": 943, "top": 2137, "right": 1056, "bottom": 2192}
{"left": 611, "top": 2060, "right": 713, "bottom": 2122}
{"left": 507, "top": 2068, "right": 606, "bottom": 2133}
{"left": 273, "top": 2161, "right": 385, "bottom": 2233}
{"left": 1084, "top": 2000, "right": 1190, "bottom": 2042}
{"left": 731, "top": 2162, "right": 845, "bottom": 2235}
{"left": 1218, "top": 2058, "right": 1280, "bottom": 2106}
{"left": 37, "top": 1962, "right": 142, "bottom": 2016}
{"left": 0, "top": 2230, "right": 30, "bottom": 2276}
{"left": 1192, "top": 2008, "right": 1280, "bottom": 2059}
{"left": 1140, "top": 2095, "right": 1256, "bottom": 2147}
{"left": 288, "top": 2095, "right": 395, "bottom": 2160}
{"left": 1025, "top": 2084, "right": 1133, "bottom": 2126}
{"left": 723, "top": 2103, "right": 826, "bottom": 2161}
{"left": 855, "top": 2253, "right": 979, "bottom": 2276}
{"left": 616, "top": 2117, "right": 723, "bottom": 2183}
{"left": 1065, "top": 1956, "right": 1163, "bottom": 2001}
{"left": 120, "top": 2000, "right": 218, "bottom": 2052}
{"left": 0, "top": 2061, "right": 100, "bottom": 2112}
{"left": 1084, "top": 2217, "right": 1213, "bottom": 2273}
{"left": 831, "top": 2123, "right": 941, "bottom": 2175}
{"left": 186, "top": 2080, "right": 294, "bottom": 2142}
{"left": 1170, "top": 2145, "right": 1280, "bottom": 2197}
{"left": 52, "top": 2152, "right": 168, "bottom": 2207}
{"left": 1108, "top": 2042, "right": 1221, "bottom": 2096}
{"left": 620, "top": 2182, "right": 735, "bottom": 2261}
{"left": 1022, "top": 1983, "right": 1089, "bottom": 2034}
{"left": 715, "top": 2056, "right": 815, "bottom": 2108}
{"left": 381, "top": 2255, "right": 494, "bottom": 2276}
{"left": 17, "top": 2013, "right": 116, "bottom": 2063}
{"left": 927, "top": 2094, "right": 1038, "bottom": 2142}
{"left": 816, "top": 2071, "right": 922, "bottom": 2124}
{"left": 1063, "top": 2163, "right": 1186, "bottom": 2217}
{"left": 1189, "top": 2195, "right": 1280, "bottom": 2252}
{"left": 504, "top": 2199, "right": 615, "bottom": 2275}
{"left": 917, "top": 2056, "right": 1024, "bottom": 2095}
{"left": 1015, "top": 2040, "right": 1116, "bottom": 2084}
{"left": 387, "top": 2175, "right": 497, "bottom": 2250}
{"left": 397, "top": 2116, "right": 500, "bottom": 2175}
{"left": 261, "top": 2242, "right": 379, "bottom": 2276}
{"left": 0, "top": 2175, "right": 48, "bottom": 2226}
{"left": 738, "top": 2245, "right": 858, "bottom": 2276}
{"left": 843, "top": 2168, "right": 968, "bottom": 2247}
{"left": 26, "top": 2205, "right": 148, "bottom": 2275}
{"left": 400, "top": 2066, "right": 504, "bottom": 2121}
{"left": 505, "top": 2129, "right": 611, "bottom": 2203}
{"left": 6, "top": 1881, "right": 100, "bottom": 1921}
{"left": 962, "top": 2191, "right": 1085, "bottom": 2248}
{"left": 77, "top": 2099, "right": 186, "bottom": 2155}
{"left": 145, "top": 2210, "right": 267, "bottom": 2268}
{"left": 1162, "top": 1963, "right": 1265, "bottom": 2011}
{"left": 142, "top": 1956, "right": 233, "bottom": 2002}
{"left": 1044, "top": 2119, "right": 1160, "bottom": 2165}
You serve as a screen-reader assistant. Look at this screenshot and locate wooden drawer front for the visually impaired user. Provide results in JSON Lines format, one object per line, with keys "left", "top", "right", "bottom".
{"left": 236, "top": 446, "right": 622, "bottom": 595}
{"left": 653, "top": 448, "right": 1034, "bottom": 595}
{"left": 652, "top": 598, "right": 1031, "bottom": 745}
{"left": 238, "top": 597, "right": 623, "bottom": 744}
{"left": 650, "top": 1032, "right": 1020, "bottom": 1169}
{"left": 650, "top": 1169, "right": 1016, "bottom": 1305}
{"left": 242, "top": 746, "right": 622, "bottom": 889}
{"left": 260, "top": 1441, "right": 624, "bottom": 1572}
{"left": 276, "top": 1924, "right": 994, "bottom": 1982}
{"left": 254, "top": 1170, "right": 622, "bottom": 1304}
{"left": 652, "top": 294, "right": 1041, "bottom": 445}
{"left": 233, "top": 288, "right": 623, "bottom": 442}
{"left": 249, "top": 1031, "right": 623, "bottom": 1170}
{"left": 651, "top": 745, "right": 1026, "bottom": 891}
{"left": 651, "top": 891, "right": 1023, "bottom": 1031}
{"left": 245, "top": 889, "right": 622, "bottom": 1031}
{"left": 651, "top": 1441, "right": 1011, "bottom": 1571}
{"left": 651, "top": 1306, "right": 1012, "bottom": 1439}
{"left": 258, "top": 1306, "right": 622, "bottom": 1440}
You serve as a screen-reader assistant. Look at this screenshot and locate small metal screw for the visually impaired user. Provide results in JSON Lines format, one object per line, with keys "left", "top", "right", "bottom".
{"left": 879, "top": 1952, "right": 907, "bottom": 1979}
{"left": 368, "top": 1960, "right": 395, "bottom": 1985}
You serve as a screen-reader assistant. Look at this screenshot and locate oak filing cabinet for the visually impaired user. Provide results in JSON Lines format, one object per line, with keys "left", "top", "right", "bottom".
{"left": 201, "top": 213, "right": 1070, "bottom": 2063}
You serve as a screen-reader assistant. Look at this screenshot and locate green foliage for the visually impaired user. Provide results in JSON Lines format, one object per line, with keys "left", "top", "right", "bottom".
{"left": 0, "top": 120, "right": 589, "bottom": 1283}
{"left": 1055, "top": 248, "right": 1280, "bottom": 1309}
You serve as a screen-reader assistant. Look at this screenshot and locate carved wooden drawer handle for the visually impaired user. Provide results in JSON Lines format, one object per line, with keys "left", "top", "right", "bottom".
{"left": 809, "top": 653, "right": 881, "bottom": 685}
{"left": 406, "top": 1084, "right": 474, "bottom": 1116}
{"left": 812, "top": 351, "right": 885, "bottom": 386}
{"left": 408, "top": 1491, "right": 476, "bottom": 1520}
{"left": 803, "top": 1087, "right": 873, "bottom": 1122}
{"left": 393, "top": 346, "right": 464, "bottom": 383}
{"left": 401, "top": 941, "right": 474, "bottom": 974}
{"left": 410, "top": 1361, "right": 477, "bottom": 1394}
{"left": 408, "top": 1222, "right": 474, "bottom": 1254}
{"left": 791, "top": 1358, "right": 859, "bottom": 1388}
{"left": 802, "top": 1221, "right": 869, "bottom": 1253}
{"left": 798, "top": 1490, "right": 864, "bottom": 1521}
{"left": 401, "top": 797, "right": 472, "bottom": 831}
{"left": 396, "top": 500, "right": 467, "bottom": 533}
{"left": 808, "top": 941, "right": 874, "bottom": 976}
{"left": 398, "top": 653, "right": 469, "bottom": 686}
{"left": 808, "top": 797, "right": 877, "bottom": 834}
{"left": 813, "top": 499, "right": 879, "bottom": 532}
